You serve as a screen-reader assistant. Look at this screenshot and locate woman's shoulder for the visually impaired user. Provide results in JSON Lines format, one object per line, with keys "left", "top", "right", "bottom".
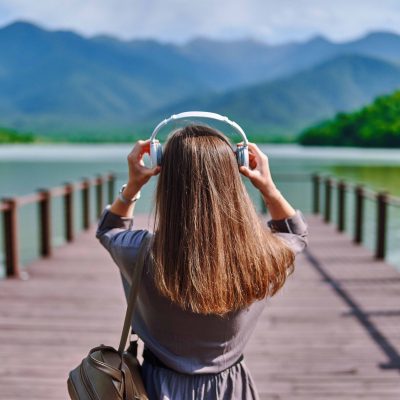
{"left": 267, "top": 210, "right": 308, "bottom": 236}
{"left": 129, "top": 229, "right": 153, "bottom": 248}
{"left": 267, "top": 210, "right": 308, "bottom": 255}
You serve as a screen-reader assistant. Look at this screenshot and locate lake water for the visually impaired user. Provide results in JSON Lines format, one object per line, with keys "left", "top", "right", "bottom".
{"left": 0, "top": 143, "right": 399, "bottom": 276}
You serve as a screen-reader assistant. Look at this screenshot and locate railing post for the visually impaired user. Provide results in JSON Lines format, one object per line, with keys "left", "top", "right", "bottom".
{"left": 312, "top": 173, "right": 320, "bottom": 214}
{"left": 337, "top": 180, "right": 346, "bottom": 232}
{"left": 375, "top": 192, "right": 388, "bottom": 260}
{"left": 324, "top": 177, "right": 332, "bottom": 223}
{"left": 38, "top": 189, "right": 52, "bottom": 257}
{"left": 82, "top": 178, "right": 90, "bottom": 230}
{"left": 108, "top": 173, "right": 115, "bottom": 204}
{"left": 96, "top": 175, "right": 104, "bottom": 218}
{"left": 2, "top": 198, "right": 20, "bottom": 278}
{"left": 354, "top": 185, "right": 364, "bottom": 244}
{"left": 64, "top": 183, "right": 74, "bottom": 242}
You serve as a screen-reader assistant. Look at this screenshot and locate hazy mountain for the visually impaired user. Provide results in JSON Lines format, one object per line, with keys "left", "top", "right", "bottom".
{"left": 151, "top": 55, "right": 400, "bottom": 137}
{"left": 0, "top": 21, "right": 213, "bottom": 133}
{"left": 343, "top": 31, "right": 400, "bottom": 62}
{"left": 180, "top": 31, "right": 400, "bottom": 87}
{"left": 1, "top": 21, "right": 400, "bottom": 136}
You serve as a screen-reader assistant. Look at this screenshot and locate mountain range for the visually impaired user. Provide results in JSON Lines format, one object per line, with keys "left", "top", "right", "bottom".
{"left": 153, "top": 54, "right": 400, "bottom": 137}
{"left": 1, "top": 21, "right": 400, "bottom": 139}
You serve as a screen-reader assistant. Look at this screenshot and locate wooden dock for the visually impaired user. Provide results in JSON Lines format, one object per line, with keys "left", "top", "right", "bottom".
{"left": 0, "top": 214, "right": 399, "bottom": 399}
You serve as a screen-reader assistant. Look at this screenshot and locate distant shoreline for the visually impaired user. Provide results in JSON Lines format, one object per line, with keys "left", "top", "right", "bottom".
{"left": 2, "top": 124, "right": 400, "bottom": 148}
{"left": 2, "top": 143, "right": 400, "bottom": 164}
{"left": 2, "top": 136, "right": 400, "bottom": 148}
{"left": 2, "top": 137, "right": 400, "bottom": 148}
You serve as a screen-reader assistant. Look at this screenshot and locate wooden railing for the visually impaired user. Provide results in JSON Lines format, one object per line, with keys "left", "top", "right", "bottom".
{"left": 311, "top": 174, "right": 400, "bottom": 260}
{"left": 256, "top": 172, "right": 399, "bottom": 263}
{"left": 2, "top": 171, "right": 399, "bottom": 280}
{"left": 1, "top": 174, "right": 116, "bottom": 278}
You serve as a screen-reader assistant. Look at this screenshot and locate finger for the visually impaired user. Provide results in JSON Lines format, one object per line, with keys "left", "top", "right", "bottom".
{"left": 247, "top": 148, "right": 259, "bottom": 167}
{"left": 247, "top": 142, "right": 264, "bottom": 157}
{"left": 247, "top": 146, "right": 258, "bottom": 157}
{"left": 140, "top": 139, "right": 152, "bottom": 155}
{"left": 239, "top": 165, "right": 249, "bottom": 177}
{"left": 138, "top": 164, "right": 161, "bottom": 177}
{"left": 239, "top": 166, "right": 256, "bottom": 179}
{"left": 129, "top": 139, "right": 151, "bottom": 160}
{"left": 152, "top": 166, "right": 161, "bottom": 175}
{"left": 146, "top": 165, "right": 161, "bottom": 177}
{"left": 249, "top": 158, "right": 257, "bottom": 169}
{"left": 137, "top": 139, "right": 152, "bottom": 158}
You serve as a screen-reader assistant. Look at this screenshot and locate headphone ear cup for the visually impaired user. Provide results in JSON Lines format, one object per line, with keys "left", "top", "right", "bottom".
{"left": 236, "top": 145, "right": 249, "bottom": 168}
{"left": 150, "top": 142, "right": 163, "bottom": 167}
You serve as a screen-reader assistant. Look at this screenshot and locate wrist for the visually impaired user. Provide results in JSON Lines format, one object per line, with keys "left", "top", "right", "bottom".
{"left": 260, "top": 184, "right": 280, "bottom": 201}
{"left": 122, "top": 182, "right": 141, "bottom": 200}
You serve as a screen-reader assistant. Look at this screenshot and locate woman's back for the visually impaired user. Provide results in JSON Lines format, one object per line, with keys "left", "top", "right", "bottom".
{"left": 96, "top": 124, "right": 308, "bottom": 399}
{"left": 135, "top": 246, "right": 266, "bottom": 374}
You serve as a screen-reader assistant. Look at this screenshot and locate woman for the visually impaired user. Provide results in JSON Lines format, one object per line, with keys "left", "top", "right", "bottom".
{"left": 96, "top": 125, "right": 308, "bottom": 399}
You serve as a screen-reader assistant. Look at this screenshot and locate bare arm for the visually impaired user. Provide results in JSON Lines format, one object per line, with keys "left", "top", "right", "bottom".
{"left": 239, "top": 142, "right": 308, "bottom": 254}
{"left": 239, "top": 142, "right": 296, "bottom": 220}
{"left": 109, "top": 139, "right": 160, "bottom": 218}
{"left": 96, "top": 139, "right": 159, "bottom": 283}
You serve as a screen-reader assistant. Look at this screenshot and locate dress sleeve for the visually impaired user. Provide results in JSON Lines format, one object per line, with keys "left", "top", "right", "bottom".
{"left": 267, "top": 210, "right": 308, "bottom": 255}
{"left": 96, "top": 205, "right": 150, "bottom": 285}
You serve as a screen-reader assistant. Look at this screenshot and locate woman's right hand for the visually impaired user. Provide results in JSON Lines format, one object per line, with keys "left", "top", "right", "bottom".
{"left": 239, "top": 143, "right": 278, "bottom": 198}
{"left": 124, "top": 139, "right": 161, "bottom": 198}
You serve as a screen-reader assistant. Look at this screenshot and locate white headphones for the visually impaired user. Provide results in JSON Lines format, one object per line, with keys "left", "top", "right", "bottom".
{"left": 149, "top": 111, "right": 249, "bottom": 168}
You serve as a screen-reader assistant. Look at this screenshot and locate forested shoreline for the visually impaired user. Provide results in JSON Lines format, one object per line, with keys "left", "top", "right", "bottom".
{"left": 0, "top": 127, "right": 35, "bottom": 143}
{"left": 299, "top": 91, "right": 400, "bottom": 147}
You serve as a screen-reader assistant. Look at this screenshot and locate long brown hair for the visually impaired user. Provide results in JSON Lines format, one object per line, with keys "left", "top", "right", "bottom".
{"left": 152, "top": 125, "right": 294, "bottom": 315}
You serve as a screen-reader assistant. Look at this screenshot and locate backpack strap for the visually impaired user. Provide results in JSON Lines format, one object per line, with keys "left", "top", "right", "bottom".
{"left": 118, "top": 232, "right": 152, "bottom": 354}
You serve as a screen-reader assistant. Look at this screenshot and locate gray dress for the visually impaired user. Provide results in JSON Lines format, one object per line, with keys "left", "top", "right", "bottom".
{"left": 96, "top": 208, "right": 308, "bottom": 400}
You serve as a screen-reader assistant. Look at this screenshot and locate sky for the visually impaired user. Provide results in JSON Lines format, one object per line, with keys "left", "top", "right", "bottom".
{"left": 0, "top": 0, "right": 400, "bottom": 44}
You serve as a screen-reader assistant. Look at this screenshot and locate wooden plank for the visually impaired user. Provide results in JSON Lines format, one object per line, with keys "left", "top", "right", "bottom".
{"left": 245, "top": 214, "right": 400, "bottom": 399}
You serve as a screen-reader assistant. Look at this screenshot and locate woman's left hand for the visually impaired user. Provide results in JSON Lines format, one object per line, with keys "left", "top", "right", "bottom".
{"left": 124, "top": 139, "right": 161, "bottom": 197}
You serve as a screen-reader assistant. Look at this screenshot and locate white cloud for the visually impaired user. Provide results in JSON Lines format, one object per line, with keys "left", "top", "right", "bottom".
{"left": 0, "top": 0, "right": 400, "bottom": 43}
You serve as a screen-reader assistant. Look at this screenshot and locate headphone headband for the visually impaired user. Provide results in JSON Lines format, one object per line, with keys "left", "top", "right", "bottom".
{"left": 148, "top": 111, "right": 249, "bottom": 168}
{"left": 149, "top": 111, "right": 249, "bottom": 145}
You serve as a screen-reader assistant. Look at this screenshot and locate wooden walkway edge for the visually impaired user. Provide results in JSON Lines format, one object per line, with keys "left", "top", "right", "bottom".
{"left": 0, "top": 214, "right": 399, "bottom": 399}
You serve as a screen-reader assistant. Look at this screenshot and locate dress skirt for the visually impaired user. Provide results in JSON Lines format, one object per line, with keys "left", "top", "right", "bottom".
{"left": 141, "top": 359, "right": 260, "bottom": 400}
